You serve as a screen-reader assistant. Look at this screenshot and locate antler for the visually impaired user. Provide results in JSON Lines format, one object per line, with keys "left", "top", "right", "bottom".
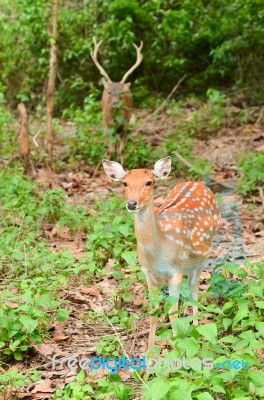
{"left": 90, "top": 36, "right": 111, "bottom": 82}
{"left": 120, "top": 41, "right": 143, "bottom": 84}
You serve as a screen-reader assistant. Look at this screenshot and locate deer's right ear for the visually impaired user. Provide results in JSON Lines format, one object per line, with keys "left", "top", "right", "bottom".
{"left": 102, "top": 160, "right": 126, "bottom": 181}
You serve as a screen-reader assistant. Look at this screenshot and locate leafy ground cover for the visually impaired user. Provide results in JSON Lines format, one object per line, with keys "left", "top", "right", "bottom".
{"left": 0, "top": 96, "right": 263, "bottom": 399}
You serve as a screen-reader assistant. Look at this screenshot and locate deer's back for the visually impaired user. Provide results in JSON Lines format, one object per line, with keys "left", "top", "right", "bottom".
{"left": 156, "top": 182, "right": 221, "bottom": 257}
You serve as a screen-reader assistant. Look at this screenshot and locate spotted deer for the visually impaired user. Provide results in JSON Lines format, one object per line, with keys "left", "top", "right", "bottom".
{"left": 102, "top": 157, "right": 221, "bottom": 350}
{"left": 91, "top": 37, "right": 143, "bottom": 163}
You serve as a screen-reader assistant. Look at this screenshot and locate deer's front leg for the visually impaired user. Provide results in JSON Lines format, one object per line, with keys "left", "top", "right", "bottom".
{"left": 168, "top": 272, "right": 183, "bottom": 332}
{"left": 143, "top": 270, "right": 158, "bottom": 351}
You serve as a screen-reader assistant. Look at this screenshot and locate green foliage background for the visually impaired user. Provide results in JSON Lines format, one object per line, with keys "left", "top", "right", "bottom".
{"left": 1, "top": 0, "right": 264, "bottom": 111}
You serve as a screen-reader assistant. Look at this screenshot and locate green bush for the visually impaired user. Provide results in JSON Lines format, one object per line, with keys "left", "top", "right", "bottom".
{"left": 1, "top": 0, "right": 264, "bottom": 111}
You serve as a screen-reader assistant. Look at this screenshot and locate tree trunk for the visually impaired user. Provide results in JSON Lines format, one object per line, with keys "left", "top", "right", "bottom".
{"left": 18, "top": 102, "right": 30, "bottom": 171}
{"left": 46, "top": 0, "right": 59, "bottom": 158}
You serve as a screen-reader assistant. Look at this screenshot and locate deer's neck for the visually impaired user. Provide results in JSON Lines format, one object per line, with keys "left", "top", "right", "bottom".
{"left": 134, "top": 202, "right": 163, "bottom": 251}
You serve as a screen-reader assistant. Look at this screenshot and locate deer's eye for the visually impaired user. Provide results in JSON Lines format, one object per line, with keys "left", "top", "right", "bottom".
{"left": 145, "top": 181, "right": 153, "bottom": 187}
{"left": 123, "top": 182, "right": 128, "bottom": 187}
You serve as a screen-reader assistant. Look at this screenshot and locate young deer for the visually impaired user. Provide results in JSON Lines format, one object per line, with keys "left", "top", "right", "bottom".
{"left": 91, "top": 37, "right": 143, "bottom": 163}
{"left": 103, "top": 157, "right": 221, "bottom": 350}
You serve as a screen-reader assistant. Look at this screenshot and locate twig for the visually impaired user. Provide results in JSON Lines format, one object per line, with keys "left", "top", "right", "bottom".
{"left": 173, "top": 150, "right": 193, "bottom": 169}
{"left": 103, "top": 312, "right": 149, "bottom": 389}
{"left": 33, "top": 130, "right": 41, "bottom": 148}
{"left": 154, "top": 74, "right": 187, "bottom": 115}
{"left": 255, "top": 106, "right": 264, "bottom": 126}
{"left": 258, "top": 186, "right": 264, "bottom": 209}
{"left": 2, "top": 153, "right": 20, "bottom": 170}
{"left": 125, "top": 321, "right": 171, "bottom": 341}
{"left": 173, "top": 150, "right": 234, "bottom": 189}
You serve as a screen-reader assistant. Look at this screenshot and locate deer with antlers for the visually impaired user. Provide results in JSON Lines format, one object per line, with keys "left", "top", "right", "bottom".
{"left": 91, "top": 37, "right": 143, "bottom": 163}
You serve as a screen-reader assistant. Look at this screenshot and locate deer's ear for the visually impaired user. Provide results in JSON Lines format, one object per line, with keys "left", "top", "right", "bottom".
{"left": 102, "top": 160, "right": 126, "bottom": 181}
{"left": 124, "top": 82, "right": 131, "bottom": 88}
{"left": 153, "top": 156, "right": 171, "bottom": 179}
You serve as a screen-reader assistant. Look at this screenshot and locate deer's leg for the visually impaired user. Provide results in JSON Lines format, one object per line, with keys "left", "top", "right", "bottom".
{"left": 188, "top": 269, "right": 202, "bottom": 326}
{"left": 148, "top": 313, "right": 158, "bottom": 350}
{"left": 105, "top": 126, "right": 115, "bottom": 160}
{"left": 144, "top": 274, "right": 158, "bottom": 351}
{"left": 168, "top": 272, "right": 183, "bottom": 332}
{"left": 118, "top": 128, "right": 126, "bottom": 165}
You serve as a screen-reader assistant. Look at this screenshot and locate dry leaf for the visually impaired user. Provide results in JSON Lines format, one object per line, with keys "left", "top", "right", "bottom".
{"left": 80, "top": 287, "right": 100, "bottom": 297}
{"left": 31, "top": 379, "right": 53, "bottom": 393}
{"left": 33, "top": 344, "right": 53, "bottom": 357}
{"left": 31, "top": 393, "right": 54, "bottom": 399}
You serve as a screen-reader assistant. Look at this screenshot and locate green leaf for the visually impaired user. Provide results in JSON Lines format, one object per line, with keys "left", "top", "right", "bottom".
{"left": 222, "top": 318, "right": 232, "bottom": 330}
{"left": 97, "top": 378, "right": 109, "bottom": 387}
{"left": 211, "top": 385, "right": 226, "bottom": 394}
{"left": 118, "top": 225, "right": 129, "bottom": 236}
{"left": 9, "top": 339, "right": 21, "bottom": 350}
{"left": 255, "top": 321, "right": 264, "bottom": 336}
{"left": 35, "top": 294, "right": 56, "bottom": 307}
{"left": 169, "top": 388, "right": 192, "bottom": 400}
{"left": 177, "top": 337, "right": 199, "bottom": 357}
{"left": 232, "top": 306, "right": 249, "bottom": 328}
{"left": 256, "top": 387, "right": 264, "bottom": 397}
{"left": 14, "top": 351, "right": 23, "bottom": 361}
{"left": 149, "top": 380, "right": 171, "bottom": 400}
{"left": 196, "top": 393, "right": 214, "bottom": 400}
{"left": 56, "top": 309, "right": 70, "bottom": 322}
{"left": 172, "top": 318, "right": 190, "bottom": 338}
{"left": 255, "top": 301, "right": 264, "bottom": 309}
{"left": 248, "top": 370, "right": 264, "bottom": 387}
{"left": 121, "top": 251, "right": 138, "bottom": 265}
{"left": 219, "top": 335, "right": 238, "bottom": 344}
{"left": 196, "top": 323, "right": 217, "bottom": 345}
{"left": 82, "top": 384, "right": 93, "bottom": 393}
{"left": 222, "top": 301, "right": 233, "bottom": 312}
{"left": 19, "top": 316, "right": 37, "bottom": 334}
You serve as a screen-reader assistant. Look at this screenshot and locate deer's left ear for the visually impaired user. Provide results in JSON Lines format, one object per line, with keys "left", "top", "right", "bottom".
{"left": 124, "top": 82, "right": 131, "bottom": 88}
{"left": 153, "top": 156, "right": 171, "bottom": 179}
{"left": 102, "top": 159, "right": 126, "bottom": 181}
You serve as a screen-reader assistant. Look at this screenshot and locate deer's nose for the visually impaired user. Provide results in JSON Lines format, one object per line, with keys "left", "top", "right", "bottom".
{"left": 127, "top": 200, "right": 138, "bottom": 210}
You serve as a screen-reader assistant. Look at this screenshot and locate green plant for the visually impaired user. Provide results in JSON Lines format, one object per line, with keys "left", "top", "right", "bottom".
{"left": 52, "top": 370, "right": 93, "bottom": 400}
{"left": 96, "top": 336, "right": 121, "bottom": 358}
{"left": 237, "top": 152, "right": 264, "bottom": 196}
{"left": 0, "top": 369, "right": 41, "bottom": 395}
{"left": 143, "top": 261, "right": 264, "bottom": 399}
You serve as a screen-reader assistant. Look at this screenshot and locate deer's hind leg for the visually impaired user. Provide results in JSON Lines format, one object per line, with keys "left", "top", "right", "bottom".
{"left": 168, "top": 272, "right": 183, "bottom": 332}
{"left": 188, "top": 269, "right": 202, "bottom": 326}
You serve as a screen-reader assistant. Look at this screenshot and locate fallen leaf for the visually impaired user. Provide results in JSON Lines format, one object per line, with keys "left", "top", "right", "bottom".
{"left": 133, "top": 298, "right": 144, "bottom": 306}
{"left": 31, "top": 379, "right": 53, "bottom": 393}
{"left": 31, "top": 393, "right": 54, "bottom": 399}
{"left": 67, "top": 292, "right": 89, "bottom": 304}
{"left": 57, "top": 226, "right": 73, "bottom": 240}
{"left": 54, "top": 334, "right": 69, "bottom": 342}
{"left": 17, "top": 393, "right": 32, "bottom": 399}
{"left": 33, "top": 344, "right": 53, "bottom": 357}
{"left": 80, "top": 287, "right": 100, "bottom": 297}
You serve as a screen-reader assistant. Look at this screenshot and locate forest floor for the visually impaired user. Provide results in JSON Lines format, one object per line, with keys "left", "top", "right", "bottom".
{"left": 1, "top": 107, "right": 264, "bottom": 399}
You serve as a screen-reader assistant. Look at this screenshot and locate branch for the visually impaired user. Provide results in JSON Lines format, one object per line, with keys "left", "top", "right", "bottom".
{"left": 154, "top": 74, "right": 187, "bottom": 115}
{"left": 173, "top": 150, "right": 233, "bottom": 189}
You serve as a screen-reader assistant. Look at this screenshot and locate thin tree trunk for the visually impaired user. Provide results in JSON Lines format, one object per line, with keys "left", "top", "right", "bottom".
{"left": 18, "top": 102, "right": 30, "bottom": 171}
{"left": 46, "top": 0, "right": 59, "bottom": 158}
